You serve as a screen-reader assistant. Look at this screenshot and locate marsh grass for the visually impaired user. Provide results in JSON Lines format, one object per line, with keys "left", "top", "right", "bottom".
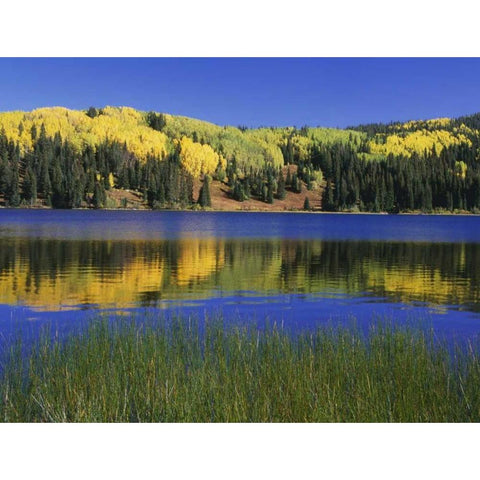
{"left": 1, "top": 315, "right": 479, "bottom": 422}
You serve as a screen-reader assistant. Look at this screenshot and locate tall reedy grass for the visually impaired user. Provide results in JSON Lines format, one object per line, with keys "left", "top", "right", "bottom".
{"left": 1, "top": 315, "right": 479, "bottom": 422}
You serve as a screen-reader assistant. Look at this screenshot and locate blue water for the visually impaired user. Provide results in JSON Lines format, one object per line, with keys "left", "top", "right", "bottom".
{"left": 2, "top": 209, "right": 480, "bottom": 241}
{"left": 0, "top": 209, "right": 480, "bottom": 243}
{"left": 1, "top": 209, "right": 480, "bottom": 343}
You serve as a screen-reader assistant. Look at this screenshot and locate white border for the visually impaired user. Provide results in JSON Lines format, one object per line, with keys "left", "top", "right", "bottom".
{"left": 0, "top": 423, "right": 478, "bottom": 479}
{"left": 1, "top": 1, "right": 479, "bottom": 56}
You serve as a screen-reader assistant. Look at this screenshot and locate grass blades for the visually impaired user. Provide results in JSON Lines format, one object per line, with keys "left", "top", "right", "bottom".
{"left": 1, "top": 315, "right": 479, "bottom": 422}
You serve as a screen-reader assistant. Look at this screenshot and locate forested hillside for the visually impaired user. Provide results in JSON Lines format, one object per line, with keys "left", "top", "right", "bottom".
{"left": 1, "top": 106, "right": 480, "bottom": 212}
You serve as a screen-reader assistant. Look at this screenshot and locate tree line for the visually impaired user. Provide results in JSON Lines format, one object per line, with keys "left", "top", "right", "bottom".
{"left": 315, "top": 141, "right": 480, "bottom": 212}
{"left": 3, "top": 116, "right": 480, "bottom": 213}
{"left": 0, "top": 125, "right": 193, "bottom": 209}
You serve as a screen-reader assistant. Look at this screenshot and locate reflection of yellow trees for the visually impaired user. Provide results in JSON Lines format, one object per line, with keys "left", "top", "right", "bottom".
{"left": 200, "top": 240, "right": 282, "bottom": 292}
{"left": 175, "top": 239, "right": 225, "bottom": 286}
{"left": 0, "top": 243, "right": 165, "bottom": 311}
{"left": 372, "top": 268, "right": 444, "bottom": 299}
{"left": 0, "top": 239, "right": 228, "bottom": 310}
{"left": 366, "top": 265, "right": 472, "bottom": 306}
{"left": 0, "top": 238, "right": 478, "bottom": 312}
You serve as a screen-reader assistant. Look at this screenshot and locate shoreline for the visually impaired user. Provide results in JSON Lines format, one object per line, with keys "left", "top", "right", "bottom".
{"left": 0, "top": 205, "right": 478, "bottom": 216}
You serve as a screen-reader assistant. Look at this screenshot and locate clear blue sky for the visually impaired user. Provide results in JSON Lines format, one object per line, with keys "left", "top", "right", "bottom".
{"left": 1, "top": 58, "right": 480, "bottom": 128}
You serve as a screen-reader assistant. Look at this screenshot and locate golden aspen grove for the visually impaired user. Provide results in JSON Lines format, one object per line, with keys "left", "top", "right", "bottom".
{"left": 1, "top": 106, "right": 480, "bottom": 212}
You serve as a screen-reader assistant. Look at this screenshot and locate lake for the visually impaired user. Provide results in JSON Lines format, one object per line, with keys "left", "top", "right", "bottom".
{"left": 1, "top": 209, "right": 480, "bottom": 340}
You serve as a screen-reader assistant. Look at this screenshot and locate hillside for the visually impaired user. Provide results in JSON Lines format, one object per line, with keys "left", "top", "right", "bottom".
{"left": 1, "top": 106, "right": 480, "bottom": 213}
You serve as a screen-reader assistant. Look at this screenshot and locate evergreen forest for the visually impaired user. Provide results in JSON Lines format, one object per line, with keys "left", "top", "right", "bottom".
{"left": 1, "top": 106, "right": 480, "bottom": 212}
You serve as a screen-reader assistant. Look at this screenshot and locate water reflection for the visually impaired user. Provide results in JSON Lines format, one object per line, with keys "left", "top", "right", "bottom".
{"left": 0, "top": 236, "right": 479, "bottom": 313}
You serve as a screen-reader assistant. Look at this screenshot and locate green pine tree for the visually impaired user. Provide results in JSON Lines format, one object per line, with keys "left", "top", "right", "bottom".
{"left": 277, "top": 171, "right": 286, "bottom": 199}
{"left": 86, "top": 107, "right": 99, "bottom": 118}
{"left": 267, "top": 182, "right": 274, "bottom": 204}
{"left": 22, "top": 167, "right": 37, "bottom": 205}
{"left": 93, "top": 181, "right": 106, "bottom": 209}
{"left": 198, "top": 175, "right": 212, "bottom": 207}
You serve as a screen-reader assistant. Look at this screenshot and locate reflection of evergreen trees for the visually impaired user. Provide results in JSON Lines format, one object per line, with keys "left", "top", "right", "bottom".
{"left": 1, "top": 238, "right": 479, "bottom": 284}
{"left": 1, "top": 238, "right": 480, "bottom": 310}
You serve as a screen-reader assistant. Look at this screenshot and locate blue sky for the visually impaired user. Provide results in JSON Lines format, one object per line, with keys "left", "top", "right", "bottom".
{"left": 0, "top": 58, "right": 479, "bottom": 128}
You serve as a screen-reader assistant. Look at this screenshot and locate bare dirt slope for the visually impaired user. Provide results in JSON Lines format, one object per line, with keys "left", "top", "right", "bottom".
{"left": 107, "top": 188, "right": 148, "bottom": 209}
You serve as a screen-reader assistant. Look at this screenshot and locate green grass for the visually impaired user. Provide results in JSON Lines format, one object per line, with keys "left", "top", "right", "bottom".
{"left": 1, "top": 315, "right": 479, "bottom": 422}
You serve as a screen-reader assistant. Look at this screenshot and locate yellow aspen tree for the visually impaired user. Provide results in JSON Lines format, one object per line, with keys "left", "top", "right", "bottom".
{"left": 178, "top": 136, "right": 220, "bottom": 178}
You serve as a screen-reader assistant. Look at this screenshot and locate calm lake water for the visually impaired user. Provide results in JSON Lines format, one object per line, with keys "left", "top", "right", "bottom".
{"left": 1, "top": 209, "right": 480, "bottom": 340}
